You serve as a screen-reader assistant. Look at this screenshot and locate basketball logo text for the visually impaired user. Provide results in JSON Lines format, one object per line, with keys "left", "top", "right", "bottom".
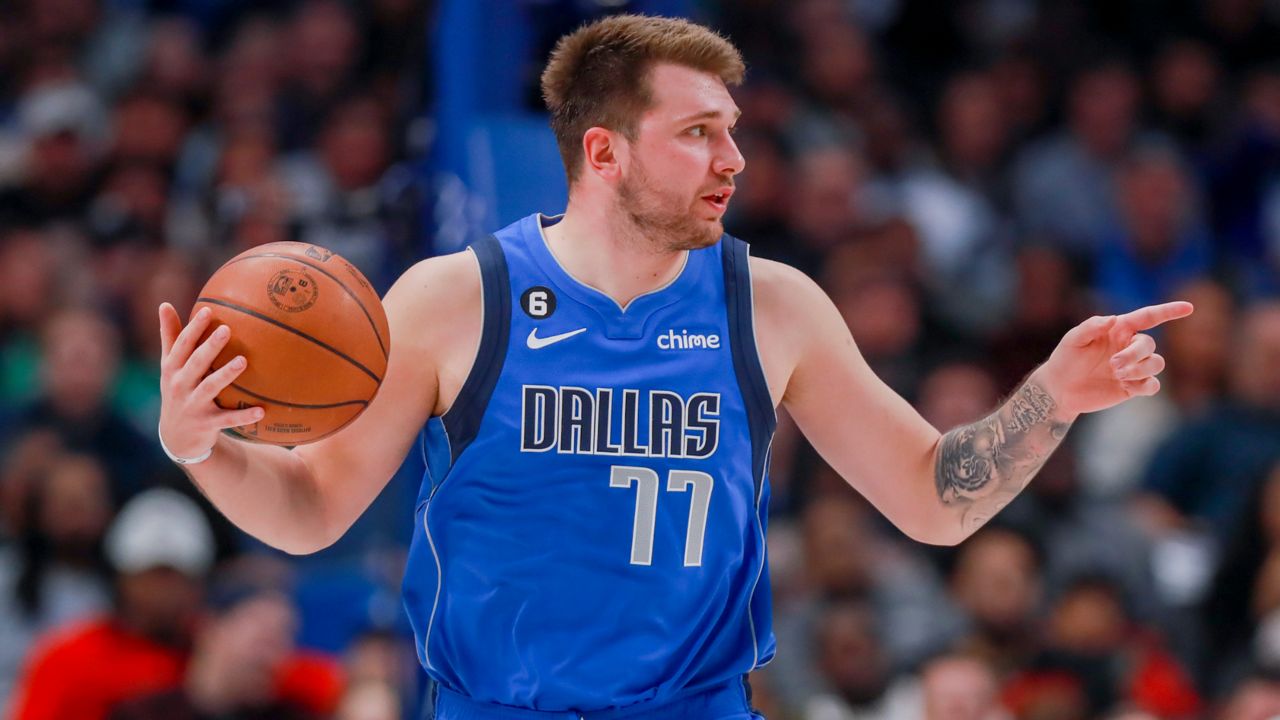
{"left": 267, "top": 270, "right": 319, "bottom": 313}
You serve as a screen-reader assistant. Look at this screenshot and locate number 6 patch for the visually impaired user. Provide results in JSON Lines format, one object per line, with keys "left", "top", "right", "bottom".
{"left": 520, "top": 286, "right": 557, "bottom": 319}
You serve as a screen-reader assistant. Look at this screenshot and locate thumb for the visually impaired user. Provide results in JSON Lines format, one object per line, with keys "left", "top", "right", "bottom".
{"left": 1063, "top": 315, "right": 1117, "bottom": 348}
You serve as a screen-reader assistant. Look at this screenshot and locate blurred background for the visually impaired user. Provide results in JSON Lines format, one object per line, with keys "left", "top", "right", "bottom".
{"left": 0, "top": 0, "right": 1279, "bottom": 719}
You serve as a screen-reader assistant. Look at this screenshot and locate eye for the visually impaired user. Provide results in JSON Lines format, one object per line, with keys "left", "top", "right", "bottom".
{"left": 686, "top": 125, "right": 707, "bottom": 138}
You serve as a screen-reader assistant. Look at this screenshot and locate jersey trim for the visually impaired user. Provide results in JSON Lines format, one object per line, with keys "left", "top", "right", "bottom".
{"left": 442, "top": 235, "right": 511, "bottom": 463}
{"left": 721, "top": 237, "right": 776, "bottom": 504}
{"left": 722, "top": 236, "right": 777, "bottom": 672}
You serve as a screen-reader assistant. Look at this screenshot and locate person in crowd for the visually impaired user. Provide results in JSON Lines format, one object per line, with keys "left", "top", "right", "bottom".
{"left": 919, "top": 654, "right": 1009, "bottom": 720}
{"left": 1203, "top": 462, "right": 1280, "bottom": 695}
{"left": 1004, "top": 574, "right": 1199, "bottom": 718}
{"left": 947, "top": 527, "right": 1044, "bottom": 678}
{"left": 1092, "top": 145, "right": 1212, "bottom": 315}
{"left": 10, "top": 307, "right": 164, "bottom": 504}
{"left": 9, "top": 488, "right": 215, "bottom": 720}
{"left": 1138, "top": 302, "right": 1280, "bottom": 545}
{"left": 107, "top": 572, "right": 343, "bottom": 720}
{"left": 0, "top": 452, "right": 113, "bottom": 707}
{"left": 804, "top": 599, "right": 921, "bottom": 720}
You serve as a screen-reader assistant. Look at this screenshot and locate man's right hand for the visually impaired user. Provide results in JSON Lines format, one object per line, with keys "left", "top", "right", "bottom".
{"left": 157, "top": 303, "right": 265, "bottom": 460}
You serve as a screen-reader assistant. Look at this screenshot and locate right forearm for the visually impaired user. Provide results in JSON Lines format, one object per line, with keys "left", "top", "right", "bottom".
{"left": 180, "top": 434, "right": 332, "bottom": 554}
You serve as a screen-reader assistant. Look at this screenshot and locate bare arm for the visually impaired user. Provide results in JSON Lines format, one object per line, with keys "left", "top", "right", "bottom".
{"left": 933, "top": 379, "right": 1072, "bottom": 533}
{"left": 756, "top": 257, "right": 1189, "bottom": 546}
{"left": 157, "top": 251, "right": 480, "bottom": 554}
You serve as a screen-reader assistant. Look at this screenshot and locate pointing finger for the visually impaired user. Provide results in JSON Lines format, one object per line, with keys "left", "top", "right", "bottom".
{"left": 1118, "top": 301, "right": 1194, "bottom": 332}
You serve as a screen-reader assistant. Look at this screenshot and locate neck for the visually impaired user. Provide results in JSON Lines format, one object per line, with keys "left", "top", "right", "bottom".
{"left": 541, "top": 199, "right": 690, "bottom": 309}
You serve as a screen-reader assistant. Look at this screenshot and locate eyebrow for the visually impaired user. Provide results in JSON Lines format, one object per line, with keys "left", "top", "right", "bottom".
{"left": 676, "top": 109, "right": 743, "bottom": 124}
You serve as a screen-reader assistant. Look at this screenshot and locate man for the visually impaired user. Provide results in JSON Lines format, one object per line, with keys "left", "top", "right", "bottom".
{"left": 10, "top": 488, "right": 214, "bottom": 720}
{"left": 107, "top": 578, "right": 334, "bottom": 720}
{"left": 156, "top": 15, "right": 1190, "bottom": 720}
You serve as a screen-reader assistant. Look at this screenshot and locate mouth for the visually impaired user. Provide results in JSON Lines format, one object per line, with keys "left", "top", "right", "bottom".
{"left": 701, "top": 187, "right": 734, "bottom": 214}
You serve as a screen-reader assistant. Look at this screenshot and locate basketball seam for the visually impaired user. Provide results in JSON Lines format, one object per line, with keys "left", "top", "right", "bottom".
{"left": 196, "top": 296, "right": 383, "bottom": 384}
{"left": 224, "top": 253, "right": 389, "bottom": 359}
{"left": 227, "top": 383, "right": 370, "bottom": 409}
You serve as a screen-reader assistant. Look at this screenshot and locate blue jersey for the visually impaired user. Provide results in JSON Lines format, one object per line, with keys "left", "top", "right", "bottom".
{"left": 402, "top": 213, "right": 776, "bottom": 714}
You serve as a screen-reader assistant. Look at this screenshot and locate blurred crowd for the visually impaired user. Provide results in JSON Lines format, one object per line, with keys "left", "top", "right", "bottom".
{"left": 1, "top": 0, "right": 1280, "bottom": 719}
{"left": 0, "top": 0, "right": 426, "bottom": 718}
{"left": 707, "top": 0, "right": 1280, "bottom": 719}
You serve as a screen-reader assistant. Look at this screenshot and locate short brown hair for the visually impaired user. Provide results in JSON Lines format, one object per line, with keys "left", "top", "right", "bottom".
{"left": 540, "top": 14, "right": 745, "bottom": 184}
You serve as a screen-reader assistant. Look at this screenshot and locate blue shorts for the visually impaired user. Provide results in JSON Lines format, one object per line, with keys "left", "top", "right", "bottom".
{"left": 429, "top": 678, "right": 766, "bottom": 720}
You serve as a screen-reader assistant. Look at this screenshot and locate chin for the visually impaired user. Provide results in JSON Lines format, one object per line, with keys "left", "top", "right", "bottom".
{"left": 676, "top": 221, "right": 722, "bottom": 251}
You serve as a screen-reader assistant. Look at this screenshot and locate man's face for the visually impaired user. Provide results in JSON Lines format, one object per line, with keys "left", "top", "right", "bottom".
{"left": 616, "top": 63, "right": 744, "bottom": 252}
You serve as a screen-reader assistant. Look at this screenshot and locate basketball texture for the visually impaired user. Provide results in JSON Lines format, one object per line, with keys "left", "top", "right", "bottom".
{"left": 191, "top": 242, "right": 390, "bottom": 445}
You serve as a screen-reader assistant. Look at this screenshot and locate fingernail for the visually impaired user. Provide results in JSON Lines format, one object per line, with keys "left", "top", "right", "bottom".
{"left": 232, "top": 355, "right": 246, "bottom": 368}
{"left": 215, "top": 325, "right": 229, "bottom": 339}
{"left": 199, "top": 307, "right": 211, "bottom": 319}
{"left": 253, "top": 409, "right": 265, "bottom": 419}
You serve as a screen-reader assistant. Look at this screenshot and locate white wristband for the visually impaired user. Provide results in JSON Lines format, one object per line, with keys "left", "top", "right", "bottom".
{"left": 158, "top": 428, "right": 213, "bottom": 465}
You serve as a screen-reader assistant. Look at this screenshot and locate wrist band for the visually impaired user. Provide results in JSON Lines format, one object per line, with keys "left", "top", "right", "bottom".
{"left": 158, "top": 428, "right": 213, "bottom": 465}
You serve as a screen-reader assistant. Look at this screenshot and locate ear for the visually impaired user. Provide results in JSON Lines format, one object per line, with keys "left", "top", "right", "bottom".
{"left": 582, "top": 126, "right": 626, "bottom": 184}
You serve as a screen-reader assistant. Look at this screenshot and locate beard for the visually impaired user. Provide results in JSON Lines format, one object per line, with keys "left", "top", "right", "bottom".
{"left": 617, "top": 159, "right": 724, "bottom": 252}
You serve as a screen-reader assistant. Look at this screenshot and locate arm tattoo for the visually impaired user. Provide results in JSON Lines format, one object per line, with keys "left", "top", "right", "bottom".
{"left": 935, "top": 381, "right": 1072, "bottom": 533}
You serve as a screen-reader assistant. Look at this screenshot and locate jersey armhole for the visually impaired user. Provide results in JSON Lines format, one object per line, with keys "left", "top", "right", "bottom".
{"left": 722, "top": 237, "right": 777, "bottom": 505}
{"left": 441, "top": 235, "right": 511, "bottom": 463}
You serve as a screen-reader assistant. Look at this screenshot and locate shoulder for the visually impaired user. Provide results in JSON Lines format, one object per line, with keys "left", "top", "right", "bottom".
{"left": 747, "top": 255, "right": 830, "bottom": 332}
{"left": 747, "top": 255, "right": 821, "bottom": 296}
{"left": 390, "top": 249, "right": 481, "bottom": 303}
{"left": 383, "top": 249, "right": 484, "bottom": 412}
{"left": 20, "top": 617, "right": 110, "bottom": 671}
{"left": 384, "top": 250, "right": 481, "bottom": 345}
{"left": 746, "top": 255, "right": 838, "bottom": 403}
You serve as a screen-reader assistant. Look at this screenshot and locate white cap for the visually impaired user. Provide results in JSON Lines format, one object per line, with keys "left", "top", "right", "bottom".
{"left": 105, "top": 488, "right": 215, "bottom": 577}
{"left": 17, "top": 82, "right": 107, "bottom": 140}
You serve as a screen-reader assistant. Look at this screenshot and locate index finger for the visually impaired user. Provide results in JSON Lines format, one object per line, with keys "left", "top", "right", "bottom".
{"left": 1118, "top": 301, "right": 1195, "bottom": 332}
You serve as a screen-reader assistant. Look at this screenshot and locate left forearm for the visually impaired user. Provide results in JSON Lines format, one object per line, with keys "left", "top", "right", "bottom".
{"left": 933, "top": 373, "right": 1075, "bottom": 538}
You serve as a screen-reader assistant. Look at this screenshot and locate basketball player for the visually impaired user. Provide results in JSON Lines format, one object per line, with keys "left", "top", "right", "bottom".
{"left": 156, "top": 15, "right": 1191, "bottom": 720}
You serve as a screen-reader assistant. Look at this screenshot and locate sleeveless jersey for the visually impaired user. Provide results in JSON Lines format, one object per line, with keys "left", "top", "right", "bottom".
{"left": 402, "top": 213, "right": 777, "bottom": 713}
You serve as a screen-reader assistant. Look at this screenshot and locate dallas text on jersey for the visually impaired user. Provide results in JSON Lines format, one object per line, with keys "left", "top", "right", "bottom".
{"left": 520, "top": 386, "right": 722, "bottom": 458}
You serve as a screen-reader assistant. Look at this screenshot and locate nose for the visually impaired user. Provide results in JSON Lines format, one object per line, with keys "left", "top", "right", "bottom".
{"left": 714, "top": 131, "right": 745, "bottom": 177}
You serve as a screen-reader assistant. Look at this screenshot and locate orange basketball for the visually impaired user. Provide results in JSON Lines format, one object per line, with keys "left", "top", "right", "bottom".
{"left": 191, "top": 242, "right": 390, "bottom": 445}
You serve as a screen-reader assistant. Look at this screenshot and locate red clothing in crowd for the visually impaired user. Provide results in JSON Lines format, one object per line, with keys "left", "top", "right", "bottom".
{"left": 10, "top": 617, "right": 345, "bottom": 720}
{"left": 11, "top": 619, "right": 185, "bottom": 720}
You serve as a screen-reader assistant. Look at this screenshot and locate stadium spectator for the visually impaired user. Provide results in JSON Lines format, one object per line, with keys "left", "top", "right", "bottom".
{"left": 919, "top": 654, "right": 1009, "bottom": 720}
{"left": 10, "top": 307, "right": 163, "bottom": 504}
{"left": 0, "top": 453, "right": 113, "bottom": 704}
{"left": 107, "top": 576, "right": 342, "bottom": 720}
{"left": 803, "top": 599, "right": 921, "bottom": 720}
{"left": 947, "top": 527, "right": 1044, "bottom": 678}
{"left": 9, "top": 488, "right": 215, "bottom": 720}
{"left": 1013, "top": 59, "right": 1144, "bottom": 260}
{"left": 1138, "top": 302, "right": 1280, "bottom": 545}
{"left": 1092, "top": 145, "right": 1212, "bottom": 315}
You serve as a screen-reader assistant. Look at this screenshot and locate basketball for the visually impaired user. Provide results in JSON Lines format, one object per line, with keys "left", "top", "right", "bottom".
{"left": 190, "top": 242, "right": 390, "bottom": 445}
